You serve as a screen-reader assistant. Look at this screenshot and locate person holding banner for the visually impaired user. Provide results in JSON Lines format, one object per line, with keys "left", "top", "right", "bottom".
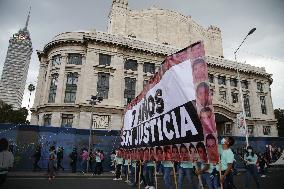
{"left": 219, "top": 136, "right": 235, "bottom": 189}
{"left": 113, "top": 149, "right": 123, "bottom": 181}
{"left": 178, "top": 144, "right": 198, "bottom": 189}
{"left": 244, "top": 146, "right": 260, "bottom": 189}
{"left": 162, "top": 160, "right": 174, "bottom": 189}
{"left": 144, "top": 160, "right": 155, "bottom": 189}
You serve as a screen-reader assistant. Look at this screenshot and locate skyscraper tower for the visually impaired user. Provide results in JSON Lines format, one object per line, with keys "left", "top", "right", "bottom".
{"left": 0, "top": 7, "right": 33, "bottom": 109}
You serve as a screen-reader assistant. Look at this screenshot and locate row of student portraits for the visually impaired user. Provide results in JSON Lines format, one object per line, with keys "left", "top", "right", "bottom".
{"left": 117, "top": 140, "right": 218, "bottom": 163}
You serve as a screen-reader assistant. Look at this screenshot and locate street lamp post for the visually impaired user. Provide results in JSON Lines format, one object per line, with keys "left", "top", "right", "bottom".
{"left": 234, "top": 28, "right": 256, "bottom": 148}
{"left": 86, "top": 95, "right": 103, "bottom": 173}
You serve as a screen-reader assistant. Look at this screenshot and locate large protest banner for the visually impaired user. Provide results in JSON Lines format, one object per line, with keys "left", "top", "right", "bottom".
{"left": 121, "top": 41, "right": 219, "bottom": 163}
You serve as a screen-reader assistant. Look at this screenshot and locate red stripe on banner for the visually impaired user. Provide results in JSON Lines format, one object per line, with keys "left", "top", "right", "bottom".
{"left": 124, "top": 41, "right": 204, "bottom": 112}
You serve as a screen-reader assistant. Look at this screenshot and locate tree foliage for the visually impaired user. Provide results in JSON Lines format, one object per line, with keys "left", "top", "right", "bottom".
{"left": 274, "top": 109, "right": 284, "bottom": 137}
{"left": 0, "top": 100, "right": 29, "bottom": 124}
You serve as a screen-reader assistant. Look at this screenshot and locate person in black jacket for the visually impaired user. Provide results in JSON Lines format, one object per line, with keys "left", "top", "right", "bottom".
{"left": 57, "top": 147, "right": 64, "bottom": 171}
{"left": 32, "top": 145, "right": 42, "bottom": 171}
{"left": 69, "top": 148, "right": 78, "bottom": 173}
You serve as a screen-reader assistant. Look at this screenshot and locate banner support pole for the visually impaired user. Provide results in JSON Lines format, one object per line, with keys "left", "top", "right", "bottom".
{"left": 218, "top": 162, "right": 223, "bottom": 189}
{"left": 172, "top": 162, "right": 178, "bottom": 189}
{"left": 138, "top": 160, "right": 142, "bottom": 189}
{"left": 154, "top": 161, "right": 158, "bottom": 189}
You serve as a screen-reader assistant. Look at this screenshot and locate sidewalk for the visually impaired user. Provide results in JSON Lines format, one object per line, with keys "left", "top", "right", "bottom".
{"left": 8, "top": 171, "right": 116, "bottom": 178}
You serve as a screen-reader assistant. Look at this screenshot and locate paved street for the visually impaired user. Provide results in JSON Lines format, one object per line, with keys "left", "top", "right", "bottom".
{"left": 2, "top": 168, "right": 284, "bottom": 189}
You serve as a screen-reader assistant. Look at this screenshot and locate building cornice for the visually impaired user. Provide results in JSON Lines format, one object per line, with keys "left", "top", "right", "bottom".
{"left": 40, "top": 31, "right": 272, "bottom": 81}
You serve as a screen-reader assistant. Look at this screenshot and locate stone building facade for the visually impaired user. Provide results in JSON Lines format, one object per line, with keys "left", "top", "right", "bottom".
{"left": 0, "top": 9, "right": 32, "bottom": 109}
{"left": 31, "top": 0, "right": 277, "bottom": 137}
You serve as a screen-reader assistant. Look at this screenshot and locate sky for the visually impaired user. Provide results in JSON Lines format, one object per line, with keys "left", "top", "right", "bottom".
{"left": 0, "top": 0, "right": 284, "bottom": 113}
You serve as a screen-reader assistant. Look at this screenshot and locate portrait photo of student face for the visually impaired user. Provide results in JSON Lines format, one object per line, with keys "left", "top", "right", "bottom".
{"left": 138, "top": 148, "right": 144, "bottom": 161}
{"left": 206, "top": 134, "right": 219, "bottom": 163}
{"left": 133, "top": 149, "right": 138, "bottom": 160}
{"left": 196, "top": 82, "right": 211, "bottom": 108}
{"left": 164, "top": 145, "right": 172, "bottom": 161}
{"left": 192, "top": 58, "right": 208, "bottom": 84}
{"left": 188, "top": 143, "right": 198, "bottom": 162}
{"left": 199, "top": 106, "right": 217, "bottom": 134}
{"left": 172, "top": 145, "right": 180, "bottom": 162}
{"left": 196, "top": 142, "right": 208, "bottom": 162}
{"left": 144, "top": 148, "right": 150, "bottom": 161}
{"left": 189, "top": 42, "right": 204, "bottom": 59}
{"left": 180, "top": 144, "right": 190, "bottom": 161}
{"left": 117, "top": 149, "right": 123, "bottom": 157}
{"left": 155, "top": 146, "right": 164, "bottom": 161}
{"left": 150, "top": 147, "right": 156, "bottom": 161}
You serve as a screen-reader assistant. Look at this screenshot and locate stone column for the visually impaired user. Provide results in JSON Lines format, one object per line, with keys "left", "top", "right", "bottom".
{"left": 137, "top": 61, "right": 144, "bottom": 94}
{"left": 75, "top": 54, "right": 86, "bottom": 104}
{"left": 214, "top": 75, "right": 220, "bottom": 100}
{"left": 266, "top": 83, "right": 275, "bottom": 119}
{"left": 55, "top": 54, "right": 67, "bottom": 104}
{"left": 248, "top": 79, "right": 258, "bottom": 118}
{"left": 110, "top": 54, "right": 124, "bottom": 107}
{"left": 42, "top": 60, "right": 52, "bottom": 104}
{"left": 81, "top": 49, "right": 98, "bottom": 103}
{"left": 226, "top": 76, "right": 232, "bottom": 103}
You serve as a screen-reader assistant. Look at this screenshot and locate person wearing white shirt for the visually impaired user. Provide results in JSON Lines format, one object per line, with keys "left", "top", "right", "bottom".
{"left": 244, "top": 146, "right": 260, "bottom": 189}
{"left": 0, "top": 138, "right": 14, "bottom": 186}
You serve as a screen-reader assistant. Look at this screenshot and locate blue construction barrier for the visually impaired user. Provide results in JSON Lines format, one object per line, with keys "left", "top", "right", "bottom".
{"left": 0, "top": 124, "right": 120, "bottom": 171}
{"left": 0, "top": 123, "right": 283, "bottom": 171}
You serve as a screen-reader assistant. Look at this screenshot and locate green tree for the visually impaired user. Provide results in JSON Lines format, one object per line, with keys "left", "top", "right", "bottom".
{"left": 274, "top": 109, "right": 284, "bottom": 137}
{"left": 0, "top": 100, "right": 29, "bottom": 124}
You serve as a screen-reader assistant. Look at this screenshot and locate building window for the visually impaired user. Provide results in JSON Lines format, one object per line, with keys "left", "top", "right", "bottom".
{"left": 257, "top": 82, "right": 263, "bottom": 92}
{"left": 263, "top": 126, "right": 271, "bottom": 136}
{"left": 260, "top": 96, "right": 267, "bottom": 114}
{"left": 68, "top": 53, "right": 82, "bottom": 65}
{"left": 243, "top": 94, "right": 251, "bottom": 117}
{"left": 143, "top": 63, "right": 155, "bottom": 74}
{"left": 43, "top": 114, "right": 52, "bottom": 126}
{"left": 124, "top": 77, "right": 136, "bottom": 104}
{"left": 224, "top": 123, "right": 232, "bottom": 135}
{"left": 61, "top": 114, "right": 73, "bottom": 127}
{"left": 218, "top": 76, "right": 226, "bottom": 85}
{"left": 97, "top": 73, "right": 110, "bottom": 99}
{"left": 124, "top": 59, "right": 138, "bottom": 71}
{"left": 208, "top": 74, "right": 214, "bottom": 83}
{"left": 48, "top": 73, "right": 58, "bottom": 103}
{"left": 230, "top": 78, "right": 238, "bottom": 87}
{"left": 232, "top": 93, "right": 238, "bottom": 103}
{"left": 241, "top": 80, "right": 249, "bottom": 89}
{"left": 51, "top": 55, "right": 60, "bottom": 66}
{"left": 247, "top": 125, "right": 254, "bottom": 136}
{"left": 64, "top": 73, "right": 78, "bottom": 103}
{"left": 99, "top": 53, "right": 111, "bottom": 66}
{"left": 219, "top": 90, "right": 226, "bottom": 100}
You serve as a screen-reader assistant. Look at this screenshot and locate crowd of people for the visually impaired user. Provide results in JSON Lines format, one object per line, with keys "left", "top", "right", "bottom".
{"left": 111, "top": 138, "right": 284, "bottom": 189}
{"left": 0, "top": 136, "right": 283, "bottom": 188}
{"left": 39, "top": 146, "right": 106, "bottom": 180}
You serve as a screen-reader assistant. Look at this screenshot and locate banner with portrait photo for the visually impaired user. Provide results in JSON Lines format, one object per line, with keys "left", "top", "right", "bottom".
{"left": 120, "top": 41, "right": 219, "bottom": 163}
